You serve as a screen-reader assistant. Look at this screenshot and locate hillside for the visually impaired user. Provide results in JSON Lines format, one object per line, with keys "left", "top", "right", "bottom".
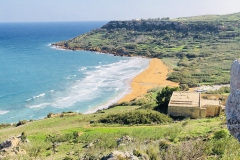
{"left": 0, "top": 105, "right": 238, "bottom": 159}
{"left": 0, "top": 86, "right": 233, "bottom": 159}
{"left": 54, "top": 12, "right": 240, "bottom": 86}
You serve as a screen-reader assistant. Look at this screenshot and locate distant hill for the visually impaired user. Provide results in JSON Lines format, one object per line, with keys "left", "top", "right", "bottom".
{"left": 174, "top": 12, "right": 240, "bottom": 21}
{"left": 54, "top": 12, "right": 240, "bottom": 86}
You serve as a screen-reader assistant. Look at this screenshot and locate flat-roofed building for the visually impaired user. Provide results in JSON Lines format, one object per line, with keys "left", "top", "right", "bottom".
{"left": 168, "top": 92, "right": 222, "bottom": 118}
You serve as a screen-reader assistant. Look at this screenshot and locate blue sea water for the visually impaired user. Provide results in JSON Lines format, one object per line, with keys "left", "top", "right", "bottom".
{"left": 0, "top": 22, "right": 150, "bottom": 123}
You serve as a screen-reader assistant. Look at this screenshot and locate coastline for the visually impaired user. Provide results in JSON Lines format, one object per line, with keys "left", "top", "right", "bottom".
{"left": 85, "top": 58, "right": 178, "bottom": 114}
{"left": 84, "top": 57, "right": 151, "bottom": 114}
{"left": 118, "top": 58, "right": 179, "bottom": 103}
{"left": 51, "top": 44, "right": 145, "bottom": 58}
{"left": 51, "top": 44, "right": 178, "bottom": 113}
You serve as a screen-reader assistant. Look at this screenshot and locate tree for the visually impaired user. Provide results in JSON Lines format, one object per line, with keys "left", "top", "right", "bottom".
{"left": 155, "top": 86, "right": 180, "bottom": 114}
{"left": 180, "top": 84, "right": 189, "bottom": 91}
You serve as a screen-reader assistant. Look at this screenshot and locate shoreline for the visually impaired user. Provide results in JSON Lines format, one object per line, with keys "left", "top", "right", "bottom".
{"left": 85, "top": 58, "right": 178, "bottom": 114}
{"left": 51, "top": 44, "right": 178, "bottom": 112}
{"left": 84, "top": 57, "right": 151, "bottom": 114}
{"left": 118, "top": 58, "right": 179, "bottom": 103}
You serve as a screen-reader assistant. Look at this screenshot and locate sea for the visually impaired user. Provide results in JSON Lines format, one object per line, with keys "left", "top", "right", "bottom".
{"left": 0, "top": 22, "right": 150, "bottom": 123}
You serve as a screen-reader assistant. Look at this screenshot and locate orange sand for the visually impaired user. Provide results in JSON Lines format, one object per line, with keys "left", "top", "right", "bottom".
{"left": 118, "top": 58, "right": 178, "bottom": 103}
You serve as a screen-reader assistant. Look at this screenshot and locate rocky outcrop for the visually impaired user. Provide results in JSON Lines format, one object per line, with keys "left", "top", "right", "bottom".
{"left": 117, "top": 136, "right": 134, "bottom": 146}
{"left": 101, "top": 148, "right": 149, "bottom": 160}
{"left": 83, "top": 139, "right": 100, "bottom": 148}
{"left": 0, "top": 137, "right": 19, "bottom": 149}
{"left": 226, "top": 60, "right": 240, "bottom": 141}
{"left": 101, "top": 151, "right": 140, "bottom": 160}
{"left": 0, "top": 136, "right": 26, "bottom": 158}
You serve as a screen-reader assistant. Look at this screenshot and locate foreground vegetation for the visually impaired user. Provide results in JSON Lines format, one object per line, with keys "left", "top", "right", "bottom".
{"left": 54, "top": 12, "right": 240, "bottom": 87}
{"left": 0, "top": 106, "right": 238, "bottom": 159}
{"left": 0, "top": 87, "right": 234, "bottom": 159}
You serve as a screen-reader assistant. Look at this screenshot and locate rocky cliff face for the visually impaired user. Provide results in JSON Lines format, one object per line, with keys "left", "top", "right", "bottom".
{"left": 226, "top": 60, "right": 240, "bottom": 141}
{"left": 101, "top": 20, "right": 226, "bottom": 32}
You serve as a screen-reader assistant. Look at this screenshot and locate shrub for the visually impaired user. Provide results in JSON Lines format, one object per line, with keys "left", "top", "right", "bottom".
{"left": 20, "top": 132, "right": 27, "bottom": 142}
{"left": 159, "top": 140, "right": 170, "bottom": 150}
{"left": 165, "top": 125, "right": 182, "bottom": 142}
{"left": 213, "top": 130, "right": 229, "bottom": 139}
{"left": 99, "top": 110, "right": 172, "bottom": 125}
{"left": 16, "top": 120, "right": 28, "bottom": 127}
{"left": 147, "top": 87, "right": 161, "bottom": 93}
{"left": 63, "top": 156, "right": 73, "bottom": 160}
{"left": 47, "top": 112, "right": 53, "bottom": 118}
{"left": 146, "top": 148, "right": 158, "bottom": 160}
{"left": 0, "top": 123, "right": 11, "bottom": 129}
{"left": 155, "top": 86, "right": 180, "bottom": 114}
{"left": 211, "top": 139, "right": 226, "bottom": 155}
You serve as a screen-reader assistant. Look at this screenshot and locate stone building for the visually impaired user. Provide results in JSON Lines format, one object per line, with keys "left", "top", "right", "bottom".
{"left": 168, "top": 92, "right": 223, "bottom": 118}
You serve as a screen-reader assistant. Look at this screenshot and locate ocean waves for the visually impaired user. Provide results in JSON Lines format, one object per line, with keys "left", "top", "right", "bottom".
{"left": 0, "top": 110, "right": 9, "bottom": 115}
{"left": 26, "top": 57, "right": 150, "bottom": 112}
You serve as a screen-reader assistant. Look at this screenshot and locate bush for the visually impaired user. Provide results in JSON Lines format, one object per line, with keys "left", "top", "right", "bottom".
{"left": 165, "top": 125, "right": 182, "bottom": 142}
{"left": 63, "top": 156, "right": 73, "bottom": 160}
{"left": 211, "top": 139, "right": 226, "bottom": 155}
{"left": 0, "top": 123, "right": 11, "bottom": 129}
{"left": 155, "top": 86, "right": 180, "bottom": 114}
{"left": 213, "top": 130, "right": 229, "bottom": 139}
{"left": 99, "top": 110, "right": 172, "bottom": 125}
{"left": 16, "top": 120, "right": 28, "bottom": 127}
{"left": 47, "top": 112, "right": 53, "bottom": 118}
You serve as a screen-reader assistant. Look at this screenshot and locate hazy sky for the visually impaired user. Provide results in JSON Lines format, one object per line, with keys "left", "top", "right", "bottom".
{"left": 1, "top": 0, "right": 240, "bottom": 22}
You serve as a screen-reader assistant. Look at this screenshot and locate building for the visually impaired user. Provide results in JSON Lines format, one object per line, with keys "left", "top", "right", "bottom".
{"left": 168, "top": 92, "right": 223, "bottom": 118}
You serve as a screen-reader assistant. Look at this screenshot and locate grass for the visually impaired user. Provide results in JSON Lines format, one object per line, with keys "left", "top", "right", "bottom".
{"left": 0, "top": 103, "right": 232, "bottom": 159}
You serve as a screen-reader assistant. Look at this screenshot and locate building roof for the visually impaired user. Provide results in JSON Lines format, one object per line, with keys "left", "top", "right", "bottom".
{"left": 201, "top": 99, "right": 220, "bottom": 106}
{"left": 169, "top": 92, "right": 200, "bottom": 107}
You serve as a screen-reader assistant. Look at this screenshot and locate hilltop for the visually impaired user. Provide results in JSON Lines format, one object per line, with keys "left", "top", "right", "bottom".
{"left": 54, "top": 12, "right": 240, "bottom": 87}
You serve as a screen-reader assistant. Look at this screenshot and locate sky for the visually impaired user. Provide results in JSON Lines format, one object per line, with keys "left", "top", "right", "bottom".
{"left": 1, "top": 0, "right": 240, "bottom": 22}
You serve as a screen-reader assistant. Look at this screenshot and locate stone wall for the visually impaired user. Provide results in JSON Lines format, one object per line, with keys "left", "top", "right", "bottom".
{"left": 168, "top": 106, "right": 201, "bottom": 118}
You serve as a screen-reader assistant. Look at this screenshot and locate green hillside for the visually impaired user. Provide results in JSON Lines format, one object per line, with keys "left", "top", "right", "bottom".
{"left": 1, "top": 105, "right": 239, "bottom": 159}
{"left": 0, "top": 86, "right": 234, "bottom": 159}
{"left": 54, "top": 12, "right": 240, "bottom": 87}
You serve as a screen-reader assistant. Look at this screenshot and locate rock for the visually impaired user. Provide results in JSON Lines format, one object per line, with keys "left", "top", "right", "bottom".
{"left": 83, "top": 142, "right": 94, "bottom": 148}
{"left": 108, "top": 151, "right": 126, "bottom": 159}
{"left": 83, "top": 139, "right": 100, "bottom": 148}
{"left": 129, "top": 155, "right": 139, "bottom": 160}
{"left": 101, "top": 151, "right": 139, "bottom": 160}
{"left": 116, "top": 136, "right": 134, "bottom": 146}
{"left": 0, "top": 136, "right": 26, "bottom": 158}
{"left": 0, "top": 137, "right": 19, "bottom": 149}
{"left": 226, "top": 60, "right": 240, "bottom": 141}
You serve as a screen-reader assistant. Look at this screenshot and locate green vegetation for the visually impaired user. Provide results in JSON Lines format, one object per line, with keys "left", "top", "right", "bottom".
{"left": 0, "top": 106, "right": 239, "bottom": 159}
{"left": 54, "top": 12, "right": 240, "bottom": 86}
{"left": 3, "top": 12, "right": 240, "bottom": 159}
{"left": 156, "top": 86, "right": 180, "bottom": 114}
{"left": 99, "top": 109, "right": 172, "bottom": 124}
{"left": 0, "top": 86, "right": 234, "bottom": 159}
{"left": 205, "top": 86, "right": 230, "bottom": 94}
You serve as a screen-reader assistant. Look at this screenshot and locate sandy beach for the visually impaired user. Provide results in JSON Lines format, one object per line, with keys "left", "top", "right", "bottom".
{"left": 118, "top": 58, "right": 179, "bottom": 103}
